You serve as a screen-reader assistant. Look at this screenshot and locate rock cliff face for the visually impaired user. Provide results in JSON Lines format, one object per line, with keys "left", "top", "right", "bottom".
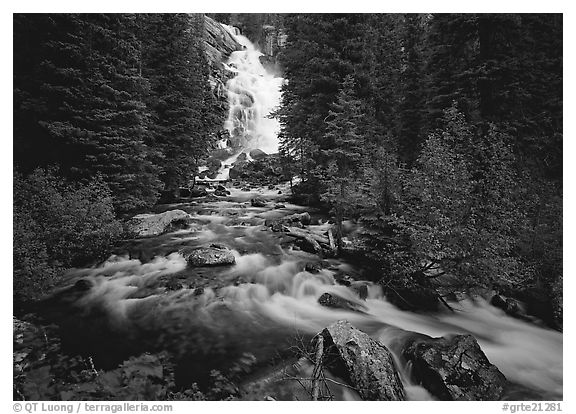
{"left": 203, "top": 16, "right": 242, "bottom": 103}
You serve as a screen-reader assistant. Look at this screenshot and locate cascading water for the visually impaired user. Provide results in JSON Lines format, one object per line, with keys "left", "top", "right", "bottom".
{"left": 221, "top": 25, "right": 283, "bottom": 155}
{"left": 46, "top": 186, "right": 563, "bottom": 400}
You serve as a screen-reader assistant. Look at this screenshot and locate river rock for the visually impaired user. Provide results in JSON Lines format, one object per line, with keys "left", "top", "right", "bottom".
{"left": 249, "top": 148, "right": 268, "bottom": 160}
{"left": 402, "top": 334, "right": 507, "bottom": 400}
{"left": 214, "top": 188, "right": 230, "bottom": 197}
{"left": 320, "top": 320, "right": 405, "bottom": 401}
{"left": 236, "top": 152, "right": 247, "bottom": 162}
{"left": 304, "top": 262, "right": 323, "bottom": 273}
{"left": 265, "top": 212, "right": 311, "bottom": 231}
{"left": 229, "top": 164, "right": 244, "bottom": 179}
{"left": 127, "top": 210, "right": 192, "bottom": 237}
{"left": 318, "top": 293, "right": 367, "bottom": 313}
{"left": 251, "top": 197, "right": 268, "bottom": 207}
{"left": 296, "top": 235, "right": 322, "bottom": 254}
{"left": 181, "top": 244, "right": 236, "bottom": 267}
{"left": 190, "top": 187, "right": 209, "bottom": 198}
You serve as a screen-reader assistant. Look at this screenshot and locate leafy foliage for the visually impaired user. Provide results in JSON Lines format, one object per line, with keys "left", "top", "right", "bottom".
{"left": 278, "top": 13, "right": 562, "bottom": 325}
{"left": 14, "top": 318, "right": 251, "bottom": 401}
{"left": 13, "top": 168, "right": 123, "bottom": 301}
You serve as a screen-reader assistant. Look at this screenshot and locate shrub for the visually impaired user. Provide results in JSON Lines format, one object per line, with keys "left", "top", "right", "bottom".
{"left": 13, "top": 168, "right": 123, "bottom": 300}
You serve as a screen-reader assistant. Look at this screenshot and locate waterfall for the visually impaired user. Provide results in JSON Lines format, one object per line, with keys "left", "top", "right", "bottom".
{"left": 221, "top": 24, "right": 283, "bottom": 154}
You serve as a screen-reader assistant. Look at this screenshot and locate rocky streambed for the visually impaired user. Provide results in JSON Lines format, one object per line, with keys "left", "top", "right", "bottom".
{"left": 29, "top": 181, "right": 562, "bottom": 401}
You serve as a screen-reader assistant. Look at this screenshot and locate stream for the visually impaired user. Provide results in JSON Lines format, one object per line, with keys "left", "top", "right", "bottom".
{"left": 43, "top": 184, "right": 563, "bottom": 400}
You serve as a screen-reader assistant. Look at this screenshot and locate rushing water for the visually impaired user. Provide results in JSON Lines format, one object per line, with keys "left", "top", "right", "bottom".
{"left": 221, "top": 25, "right": 283, "bottom": 154}
{"left": 46, "top": 186, "right": 563, "bottom": 400}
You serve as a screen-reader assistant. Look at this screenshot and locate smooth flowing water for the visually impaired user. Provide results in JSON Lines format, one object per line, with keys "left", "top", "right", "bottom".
{"left": 46, "top": 186, "right": 562, "bottom": 400}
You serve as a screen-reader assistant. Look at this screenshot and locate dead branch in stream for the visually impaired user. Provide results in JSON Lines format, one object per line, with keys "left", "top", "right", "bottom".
{"left": 311, "top": 334, "right": 324, "bottom": 400}
{"left": 281, "top": 333, "right": 337, "bottom": 401}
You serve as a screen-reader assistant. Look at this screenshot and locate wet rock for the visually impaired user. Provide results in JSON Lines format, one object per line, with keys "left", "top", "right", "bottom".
{"left": 127, "top": 209, "right": 192, "bottom": 237}
{"left": 265, "top": 212, "right": 311, "bottom": 230}
{"left": 268, "top": 184, "right": 276, "bottom": 190}
{"left": 229, "top": 165, "right": 244, "bottom": 179}
{"left": 490, "top": 294, "right": 536, "bottom": 323}
{"left": 274, "top": 204, "right": 286, "bottom": 209}
{"left": 249, "top": 148, "right": 268, "bottom": 160}
{"left": 236, "top": 152, "right": 247, "bottom": 162}
{"left": 334, "top": 273, "right": 354, "bottom": 286}
{"left": 318, "top": 293, "right": 367, "bottom": 313}
{"left": 350, "top": 282, "right": 369, "bottom": 300}
{"left": 304, "top": 262, "right": 323, "bottom": 273}
{"left": 321, "top": 320, "right": 405, "bottom": 401}
{"left": 214, "top": 188, "right": 230, "bottom": 197}
{"left": 74, "top": 279, "right": 93, "bottom": 292}
{"left": 166, "top": 279, "right": 183, "bottom": 291}
{"left": 181, "top": 245, "right": 236, "bottom": 267}
{"left": 193, "top": 287, "right": 205, "bottom": 296}
{"left": 290, "top": 212, "right": 311, "bottom": 225}
{"left": 190, "top": 187, "right": 209, "bottom": 198}
{"left": 402, "top": 334, "right": 507, "bottom": 400}
{"left": 251, "top": 197, "right": 268, "bottom": 207}
{"left": 277, "top": 190, "right": 282, "bottom": 194}
{"left": 296, "top": 236, "right": 322, "bottom": 254}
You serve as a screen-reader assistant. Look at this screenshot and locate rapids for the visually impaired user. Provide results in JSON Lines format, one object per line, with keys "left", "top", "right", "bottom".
{"left": 45, "top": 185, "right": 563, "bottom": 400}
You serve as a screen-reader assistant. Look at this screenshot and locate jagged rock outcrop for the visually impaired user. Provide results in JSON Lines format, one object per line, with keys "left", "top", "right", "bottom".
{"left": 127, "top": 210, "right": 192, "bottom": 237}
{"left": 320, "top": 320, "right": 405, "bottom": 401}
{"left": 203, "top": 16, "right": 241, "bottom": 101}
{"left": 402, "top": 334, "right": 507, "bottom": 400}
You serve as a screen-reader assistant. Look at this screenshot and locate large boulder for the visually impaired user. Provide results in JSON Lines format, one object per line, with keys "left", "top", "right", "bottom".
{"left": 249, "top": 148, "right": 268, "bottom": 160}
{"left": 265, "top": 212, "right": 311, "bottom": 231}
{"left": 251, "top": 197, "right": 268, "bottom": 207}
{"left": 402, "top": 334, "right": 507, "bottom": 400}
{"left": 229, "top": 164, "right": 245, "bottom": 179}
{"left": 127, "top": 210, "right": 192, "bottom": 237}
{"left": 181, "top": 244, "right": 236, "bottom": 267}
{"left": 296, "top": 236, "right": 322, "bottom": 254}
{"left": 320, "top": 320, "right": 405, "bottom": 401}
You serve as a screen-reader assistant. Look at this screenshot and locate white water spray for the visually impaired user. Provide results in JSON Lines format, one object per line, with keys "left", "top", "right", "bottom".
{"left": 221, "top": 24, "right": 283, "bottom": 154}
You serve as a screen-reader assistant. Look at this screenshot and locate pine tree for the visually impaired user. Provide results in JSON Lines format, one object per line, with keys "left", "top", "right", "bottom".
{"left": 320, "top": 76, "right": 367, "bottom": 253}
{"left": 14, "top": 14, "right": 163, "bottom": 213}
{"left": 141, "top": 13, "right": 220, "bottom": 199}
